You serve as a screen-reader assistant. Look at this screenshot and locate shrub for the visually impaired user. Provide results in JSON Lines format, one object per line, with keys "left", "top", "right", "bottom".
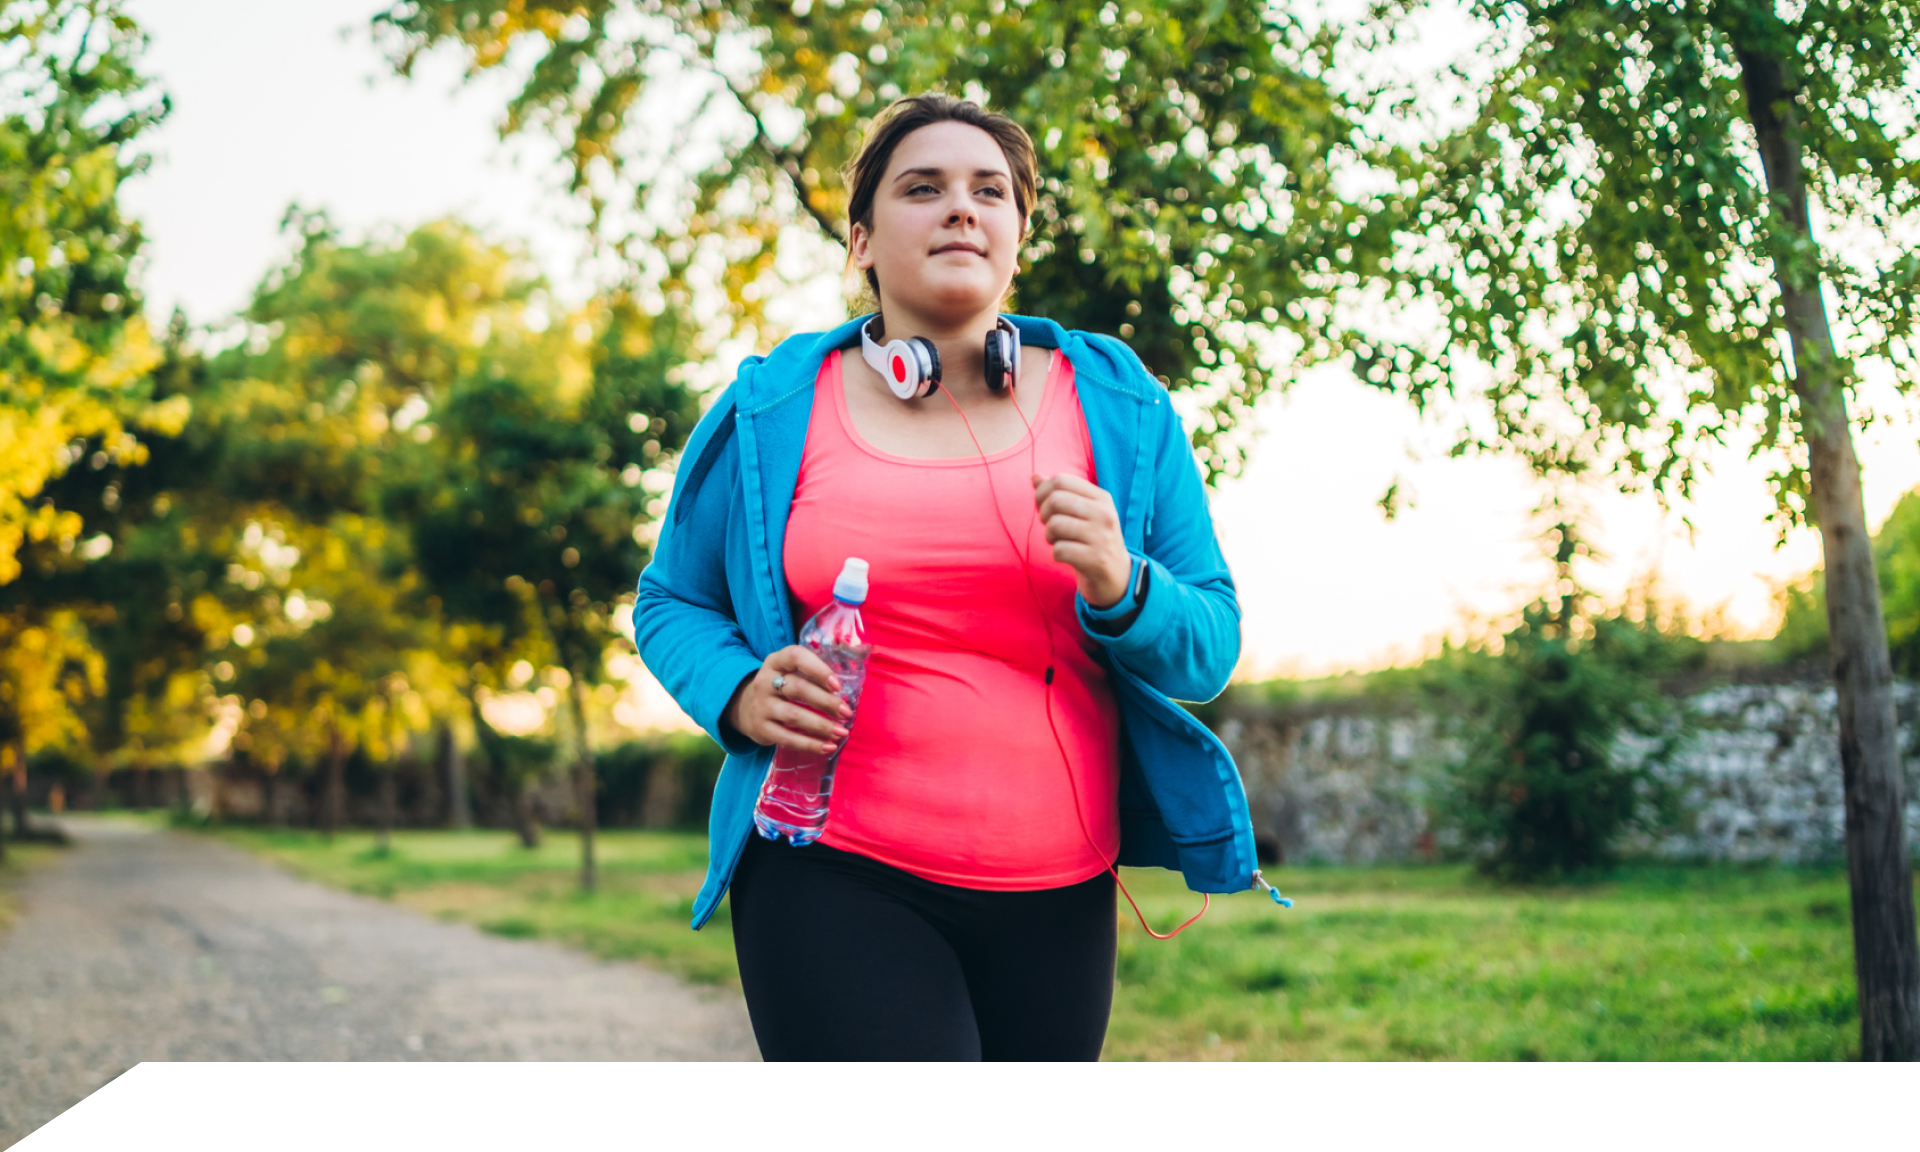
{"left": 1427, "top": 526, "right": 1694, "bottom": 879}
{"left": 1775, "top": 484, "right": 1920, "bottom": 673}
{"left": 594, "top": 732, "right": 724, "bottom": 830}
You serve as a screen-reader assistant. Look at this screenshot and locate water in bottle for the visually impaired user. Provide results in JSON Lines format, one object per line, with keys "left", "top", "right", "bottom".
{"left": 753, "top": 558, "right": 872, "bottom": 846}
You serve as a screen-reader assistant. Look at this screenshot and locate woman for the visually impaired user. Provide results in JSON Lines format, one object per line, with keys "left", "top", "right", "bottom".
{"left": 635, "top": 93, "right": 1262, "bottom": 1061}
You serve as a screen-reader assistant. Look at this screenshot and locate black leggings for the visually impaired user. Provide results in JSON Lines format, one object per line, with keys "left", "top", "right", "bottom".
{"left": 729, "top": 834, "right": 1116, "bottom": 1061}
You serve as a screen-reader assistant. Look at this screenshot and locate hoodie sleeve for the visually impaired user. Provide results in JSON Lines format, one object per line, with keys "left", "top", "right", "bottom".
{"left": 1073, "top": 340, "right": 1242, "bottom": 703}
{"left": 633, "top": 383, "right": 768, "bottom": 757}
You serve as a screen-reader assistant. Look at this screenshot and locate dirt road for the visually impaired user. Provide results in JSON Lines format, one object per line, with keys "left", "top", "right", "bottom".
{"left": 0, "top": 817, "right": 756, "bottom": 1146}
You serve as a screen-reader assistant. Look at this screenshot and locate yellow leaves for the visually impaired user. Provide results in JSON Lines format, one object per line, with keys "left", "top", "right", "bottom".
{"left": 25, "top": 318, "right": 90, "bottom": 376}
{"left": 0, "top": 499, "right": 79, "bottom": 586}
{"left": 138, "top": 393, "right": 192, "bottom": 437}
{"left": 551, "top": 337, "right": 592, "bottom": 402}
{"left": 188, "top": 593, "right": 232, "bottom": 643}
{"left": 1, "top": 294, "right": 164, "bottom": 584}
{"left": 421, "top": 293, "right": 449, "bottom": 334}
{"left": 0, "top": 608, "right": 100, "bottom": 755}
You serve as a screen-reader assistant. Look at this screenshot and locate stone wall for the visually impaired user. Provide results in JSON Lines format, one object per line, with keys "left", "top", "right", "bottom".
{"left": 1213, "top": 679, "right": 1920, "bottom": 866}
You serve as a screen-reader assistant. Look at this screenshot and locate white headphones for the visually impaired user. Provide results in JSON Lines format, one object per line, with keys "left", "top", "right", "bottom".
{"left": 861, "top": 315, "right": 1022, "bottom": 400}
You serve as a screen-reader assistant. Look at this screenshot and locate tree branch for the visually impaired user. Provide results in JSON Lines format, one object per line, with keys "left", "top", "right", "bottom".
{"left": 695, "top": 54, "right": 847, "bottom": 247}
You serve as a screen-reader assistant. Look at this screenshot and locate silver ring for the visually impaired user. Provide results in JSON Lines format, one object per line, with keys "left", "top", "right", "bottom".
{"left": 770, "top": 674, "right": 787, "bottom": 693}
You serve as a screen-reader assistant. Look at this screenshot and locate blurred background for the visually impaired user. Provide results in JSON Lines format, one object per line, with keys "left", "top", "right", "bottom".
{"left": 3, "top": 0, "right": 1919, "bottom": 1079}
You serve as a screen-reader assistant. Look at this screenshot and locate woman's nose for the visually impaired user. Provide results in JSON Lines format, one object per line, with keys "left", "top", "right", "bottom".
{"left": 946, "top": 195, "right": 976, "bottom": 226}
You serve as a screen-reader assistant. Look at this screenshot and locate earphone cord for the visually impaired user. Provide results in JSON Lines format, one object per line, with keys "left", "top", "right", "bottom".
{"left": 938, "top": 375, "right": 1208, "bottom": 941}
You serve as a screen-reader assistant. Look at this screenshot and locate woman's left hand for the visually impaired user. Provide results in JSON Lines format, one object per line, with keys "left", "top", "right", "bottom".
{"left": 1033, "top": 473, "right": 1133, "bottom": 610}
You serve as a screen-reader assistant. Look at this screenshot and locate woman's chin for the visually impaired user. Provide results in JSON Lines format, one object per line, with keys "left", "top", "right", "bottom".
{"left": 902, "top": 277, "right": 1007, "bottom": 319}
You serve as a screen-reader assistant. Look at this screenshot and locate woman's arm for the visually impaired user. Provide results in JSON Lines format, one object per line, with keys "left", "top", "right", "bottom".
{"left": 632, "top": 393, "right": 768, "bottom": 756}
{"left": 1068, "top": 390, "right": 1242, "bottom": 703}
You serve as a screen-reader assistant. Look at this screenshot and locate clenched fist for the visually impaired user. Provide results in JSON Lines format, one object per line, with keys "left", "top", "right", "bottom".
{"left": 1032, "top": 472, "right": 1132, "bottom": 610}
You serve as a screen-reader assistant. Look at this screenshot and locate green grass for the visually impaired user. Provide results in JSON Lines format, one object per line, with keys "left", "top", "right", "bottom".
{"left": 0, "top": 839, "right": 63, "bottom": 936}
{"left": 1099, "top": 863, "right": 1865, "bottom": 1060}
{"left": 209, "top": 826, "right": 1881, "bottom": 1060}
{"left": 211, "top": 827, "right": 740, "bottom": 986}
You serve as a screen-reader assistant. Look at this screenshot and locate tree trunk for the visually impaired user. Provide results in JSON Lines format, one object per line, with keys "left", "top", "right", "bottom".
{"left": 513, "top": 780, "right": 542, "bottom": 850}
{"left": 323, "top": 722, "right": 347, "bottom": 840}
{"left": 568, "top": 677, "right": 597, "bottom": 894}
{"left": 1740, "top": 44, "right": 1920, "bottom": 1060}
{"left": 377, "top": 766, "right": 395, "bottom": 856}
{"left": 8, "top": 751, "right": 28, "bottom": 840}
{"left": 0, "top": 747, "right": 10, "bottom": 865}
{"left": 438, "top": 723, "right": 472, "bottom": 830}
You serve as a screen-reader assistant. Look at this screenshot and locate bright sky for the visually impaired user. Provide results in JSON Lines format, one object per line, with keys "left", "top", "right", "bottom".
{"left": 119, "top": 2, "right": 1920, "bottom": 727}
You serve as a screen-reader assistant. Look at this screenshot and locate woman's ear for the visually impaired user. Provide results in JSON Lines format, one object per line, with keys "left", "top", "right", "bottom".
{"left": 849, "top": 221, "right": 874, "bottom": 271}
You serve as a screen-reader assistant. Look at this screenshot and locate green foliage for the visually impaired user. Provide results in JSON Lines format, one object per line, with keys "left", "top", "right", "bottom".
{"left": 1424, "top": 525, "right": 1697, "bottom": 879}
{"left": 594, "top": 732, "right": 725, "bottom": 829}
{"left": 0, "top": 0, "right": 175, "bottom": 585}
{"left": 0, "top": 0, "right": 185, "bottom": 772}
{"left": 178, "top": 216, "right": 698, "bottom": 791}
{"left": 21, "top": 314, "right": 228, "bottom": 769}
{"left": 483, "top": 732, "right": 556, "bottom": 789}
{"left": 1377, "top": 0, "right": 1920, "bottom": 514}
{"left": 1775, "top": 486, "right": 1920, "bottom": 673}
{"left": 396, "top": 289, "right": 697, "bottom": 691}
{"left": 373, "top": 0, "right": 1405, "bottom": 476}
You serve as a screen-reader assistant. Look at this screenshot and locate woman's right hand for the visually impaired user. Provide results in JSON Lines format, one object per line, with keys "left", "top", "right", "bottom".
{"left": 723, "top": 645, "right": 852, "bottom": 755}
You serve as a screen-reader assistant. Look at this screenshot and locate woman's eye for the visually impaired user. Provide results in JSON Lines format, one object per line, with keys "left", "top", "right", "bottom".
{"left": 908, "top": 183, "right": 938, "bottom": 195}
{"left": 978, "top": 186, "right": 1007, "bottom": 199}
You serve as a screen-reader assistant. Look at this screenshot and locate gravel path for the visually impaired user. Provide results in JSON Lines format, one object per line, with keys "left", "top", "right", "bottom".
{"left": 0, "top": 817, "right": 756, "bottom": 1147}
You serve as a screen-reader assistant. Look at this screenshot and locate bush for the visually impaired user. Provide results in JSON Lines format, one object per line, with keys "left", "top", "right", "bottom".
{"left": 594, "top": 732, "right": 724, "bottom": 830}
{"left": 1427, "top": 527, "right": 1694, "bottom": 879}
{"left": 1775, "top": 484, "right": 1920, "bottom": 672}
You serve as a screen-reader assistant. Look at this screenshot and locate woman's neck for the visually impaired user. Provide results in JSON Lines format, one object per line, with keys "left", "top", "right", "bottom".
{"left": 874, "top": 300, "right": 1005, "bottom": 403}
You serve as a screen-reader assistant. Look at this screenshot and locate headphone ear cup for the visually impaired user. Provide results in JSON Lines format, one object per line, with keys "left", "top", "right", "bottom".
{"left": 911, "top": 337, "right": 941, "bottom": 397}
{"left": 879, "top": 338, "right": 934, "bottom": 399}
{"left": 985, "top": 328, "right": 1009, "bottom": 393}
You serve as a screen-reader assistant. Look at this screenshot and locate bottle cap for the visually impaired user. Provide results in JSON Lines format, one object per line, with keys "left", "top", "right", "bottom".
{"left": 832, "top": 558, "right": 869, "bottom": 604}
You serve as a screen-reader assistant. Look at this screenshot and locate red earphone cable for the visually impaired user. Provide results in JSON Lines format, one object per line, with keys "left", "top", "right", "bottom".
{"left": 937, "top": 362, "right": 1208, "bottom": 941}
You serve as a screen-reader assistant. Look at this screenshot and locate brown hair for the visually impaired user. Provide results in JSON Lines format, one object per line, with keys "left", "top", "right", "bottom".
{"left": 843, "top": 92, "right": 1039, "bottom": 303}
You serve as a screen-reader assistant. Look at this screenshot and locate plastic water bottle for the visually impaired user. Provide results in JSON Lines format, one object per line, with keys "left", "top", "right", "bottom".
{"left": 753, "top": 558, "right": 872, "bottom": 846}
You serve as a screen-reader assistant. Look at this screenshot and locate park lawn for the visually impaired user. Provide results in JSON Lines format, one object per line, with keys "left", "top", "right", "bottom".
{"left": 0, "top": 841, "right": 62, "bottom": 935}
{"left": 1098, "top": 863, "right": 1862, "bottom": 1061}
{"left": 212, "top": 826, "right": 742, "bottom": 986}
{"left": 212, "top": 825, "right": 1868, "bottom": 1060}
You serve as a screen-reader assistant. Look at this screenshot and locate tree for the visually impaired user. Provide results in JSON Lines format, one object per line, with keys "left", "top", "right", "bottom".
{"left": 1, "top": 0, "right": 184, "bottom": 828}
{"left": 201, "top": 214, "right": 695, "bottom": 879}
{"left": 403, "top": 293, "right": 700, "bottom": 887}
{"left": 1430, "top": 520, "right": 1693, "bottom": 879}
{"left": 0, "top": 606, "right": 99, "bottom": 837}
{"left": 1377, "top": 0, "right": 1920, "bottom": 1057}
{"left": 0, "top": 0, "right": 175, "bottom": 583}
{"left": 373, "top": 0, "right": 1405, "bottom": 475}
{"left": 23, "top": 313, "right": 227, "bottom": 802}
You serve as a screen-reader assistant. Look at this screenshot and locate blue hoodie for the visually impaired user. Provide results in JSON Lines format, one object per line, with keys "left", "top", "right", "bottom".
{"left": 634, "top": 314, "right": 1260, "bottom": 928}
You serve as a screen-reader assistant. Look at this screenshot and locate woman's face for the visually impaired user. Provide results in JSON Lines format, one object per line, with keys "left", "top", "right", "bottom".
{"left": 852, "top": 120, "right": 1023, "bottom": 322}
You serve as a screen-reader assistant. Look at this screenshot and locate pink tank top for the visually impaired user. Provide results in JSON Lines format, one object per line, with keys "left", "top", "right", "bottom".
{"left": 783, "top": 349, "right": 1122, "bottom": 890}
